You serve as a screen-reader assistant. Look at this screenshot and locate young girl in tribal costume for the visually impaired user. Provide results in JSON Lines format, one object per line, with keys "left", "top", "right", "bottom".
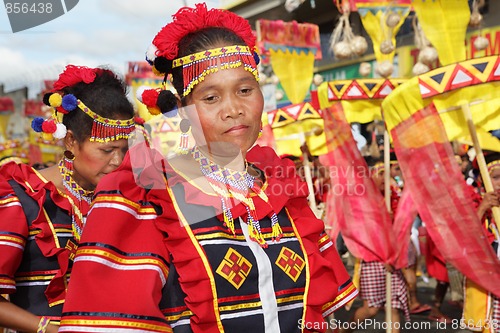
{"left": 462, "top": 152, "right": 500, "bottom": 333}
{"left": 0, "top": 65, "right": 136, "bottom": 333}
{"left": 59, "top": 3, "right": 357, "bottom": 333}
{"left": 340, "top": 161, "right": 410, "bottom": 333}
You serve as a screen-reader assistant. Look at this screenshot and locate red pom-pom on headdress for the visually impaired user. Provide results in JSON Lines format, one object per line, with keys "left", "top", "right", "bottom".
{"left": 152, "top": 3, "right": 256, "bottom": 60}
{"left": 53, "top": 65, "right": 102, "bottom": 90}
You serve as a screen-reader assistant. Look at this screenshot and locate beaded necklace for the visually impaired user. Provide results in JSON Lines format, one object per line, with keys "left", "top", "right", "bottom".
{"left": 58, "top": 159, "right": 93, "bottom": 241}
{"left": 191, "top": 146, "right": 282, "bottom": 248}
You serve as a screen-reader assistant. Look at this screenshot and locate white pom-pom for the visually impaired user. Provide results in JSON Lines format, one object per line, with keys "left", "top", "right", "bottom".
{"left": 259, "top": 72, "right": 268, "bottom": 85}
{"left": 275, "top": 90, "right": 284, "bottom": 101}
{"left": 135, "top": 86, "right": 148, "bottom": 103}
{"left": 145, "top": 44, "right": 158, "bottom": 63}
{"left": 380, "top": 40, "right": 395, "bottom": 54}
{"left": 53, "top": 123, "right": 67, "bottom": 139}
{"left": 469, "top": 12, "right": 482, "bottom": 28}
{"left": 386, "top": 13, "right": 401, "bottom": 28}
{"left": 359, "top": 62, "right": 372, "bottom": 77}
{"left": 412, "top": 62, "right": 430, "bottom": 76}
{"left": 418, "top": 47, "right": 438, "bottom": 65}
{"left": 474, "top": 36, "right": 489, "bottom": 51}
{"left": 270, "top": 75, "right": 280, "bottom": 85}
{"left": 332, "top": 40, "right": 353, "bottom": 59}
{"left": 351, "top": 36, "right": 368, "bottom": 56}
{"left": 312, "top": 74, "right": 324, "bottom": 86}
{"left": 375, "top": 61, "right": 394, "bottom": 78}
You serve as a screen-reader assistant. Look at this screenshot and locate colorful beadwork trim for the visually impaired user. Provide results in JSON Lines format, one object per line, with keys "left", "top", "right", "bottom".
{"left": 77, "top": 100, "right": 135, "bottom": 142}
{"left": 172, "top": 45, "right": 259, "bottom": 97}
{"left": 487, "top": 160, "right": 500, "bottom": 172}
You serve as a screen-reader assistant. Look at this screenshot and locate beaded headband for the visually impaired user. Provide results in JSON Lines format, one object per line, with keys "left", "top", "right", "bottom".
{"left": 32, "top": 92, "right": 135, "bottom": 143}
{"left": 371, "top": 162, "right": 385, "bottom": 175}
{"left": 172, "top": 45, "right": 259, "bottom": 97}
{"left": 487, "top": 160, "right": 500, "bottom": 173}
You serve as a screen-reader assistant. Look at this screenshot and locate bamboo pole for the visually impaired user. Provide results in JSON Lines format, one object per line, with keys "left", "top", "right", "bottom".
{"left": 461, "top": 103, "right": 500, "bottom": 231}
{"left": 299, "top": 132, "right": 320, "bottom": 218}
{"left": 383, "top": 130, "right": 392, "bottom": 333}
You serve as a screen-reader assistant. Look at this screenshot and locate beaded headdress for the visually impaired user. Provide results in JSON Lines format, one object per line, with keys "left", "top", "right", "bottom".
{"left": 140, "top": 3, "right": 260, "bottom": 111}
{"left": 31, "top": 65, "right": 136, "bottom": 142}
{"left": 486, "top": 154, "right": 500, "bottom": 173}
{"left": 370, "top": 162, "right": 385, "bottom": 176}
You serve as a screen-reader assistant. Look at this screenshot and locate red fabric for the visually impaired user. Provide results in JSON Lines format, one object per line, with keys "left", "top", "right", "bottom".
{"left": 392, "top": 187, "right": 418, "bottom": 269}
{"left": 61, "top": 144, "right": 356, "bottom": 333}
{"left": 319, "top": 103, "right": 397, "bottom": 265}
{"left": 0, "top": 162, "right": 86, "bottom": 305}
{"left": 391, "top": 103, "right": 500, "bottom": 297}
{"left": 423, "top": 227, "right": 449, "bottom": 283}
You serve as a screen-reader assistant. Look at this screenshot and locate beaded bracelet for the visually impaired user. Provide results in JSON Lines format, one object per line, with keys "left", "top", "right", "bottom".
{"left": 37, "top": 316, "right": 50, "bottom": 333}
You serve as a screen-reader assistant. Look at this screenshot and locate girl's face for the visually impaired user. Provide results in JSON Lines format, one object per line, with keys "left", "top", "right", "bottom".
{"left": 184, "top": 65, "right": 263, "bottom": 158}
{"left": 70, "top": 137, "right": 128, "bottom": 191}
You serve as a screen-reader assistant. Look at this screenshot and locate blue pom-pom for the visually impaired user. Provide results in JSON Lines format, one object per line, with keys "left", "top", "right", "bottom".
{"left": 31, "top": 117, "right": 44, "bottom": 132}
{"left": 61, "top": 94, "right": 78, "bottom": 111}
{"left": 253, "top": 52, "right": 260, "bottom": 65}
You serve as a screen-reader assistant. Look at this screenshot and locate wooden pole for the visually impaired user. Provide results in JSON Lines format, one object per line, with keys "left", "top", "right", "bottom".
{"left": 299, "top": 132, "right": 320, "bottom": 218}
{"left": 461, "top": 103, "right": 500, "bottom": 230}
{"left": 383, "top": 130, "right": 392, "bottom": 333}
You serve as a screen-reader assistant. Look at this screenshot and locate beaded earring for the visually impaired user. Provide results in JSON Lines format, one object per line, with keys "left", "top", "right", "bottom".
{"left": 178, "top": 119, "right": 191, "bottom": 154}
{"left": 62, "top": 150, "right": 75, "bottom": 174}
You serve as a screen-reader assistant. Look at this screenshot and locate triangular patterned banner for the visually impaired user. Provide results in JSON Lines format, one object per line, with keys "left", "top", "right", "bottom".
{"left": 268, "top": 102, "right": 321, "bottom": 128}
{"left": 418, "top": 55, "right": 500, "bottom": 98}
{"left": 327, "top": 79, "right": 406, "bottom": 101}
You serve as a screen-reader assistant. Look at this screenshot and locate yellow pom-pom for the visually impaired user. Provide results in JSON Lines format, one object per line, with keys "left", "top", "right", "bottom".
{"left": 42, "top": 132, "right": 53, "bottom": 141}
{"left": 48, "top": 93, "right": 62, "bottom": 107}
{"left": 148, "top": 106, "right": 161, "bottom": 116}
{"left": 152, "top": 66, "right": 163, "bottom": 77}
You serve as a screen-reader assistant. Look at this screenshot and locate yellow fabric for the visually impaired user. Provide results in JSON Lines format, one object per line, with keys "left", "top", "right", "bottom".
{"left": 268, "top": 102, "right": 326, "bottom": 157}
{"left": 382, "top": 58, "right": 500, "bottom": 152}
{"left": 346, "top": 257, "right": 361, "bottom": 311}
{"left": 412, "top": 0, "right": 470, "bottom": 66}
{"left": 463, "top": 279, "right": 491, "bottom": 332}
{"left": 356, "top": 4, "right": 411, "bottom": 66}
{"left": 317, "top": 82, "right": 384, "bottom": 124}
{"left": 269, "top": 49, "right": 315, "bottom": 105}
{"left": 0, "top": 114, "right": 12, "bottom": 141}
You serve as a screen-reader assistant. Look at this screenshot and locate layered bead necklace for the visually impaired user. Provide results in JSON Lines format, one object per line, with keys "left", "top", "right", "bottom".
{"left": 191, "top": 146, "right": 282, "bottom": 248}
{"left": 58, "top": 159, "right": 93, "bottom": 241}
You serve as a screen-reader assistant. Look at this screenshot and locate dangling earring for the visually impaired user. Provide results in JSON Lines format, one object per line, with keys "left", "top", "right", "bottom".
{"left": 178, "top": 119, "right": 191, "bottom": 154}
{"left": 62, "top": 150, "right": 75, "bottom": 175}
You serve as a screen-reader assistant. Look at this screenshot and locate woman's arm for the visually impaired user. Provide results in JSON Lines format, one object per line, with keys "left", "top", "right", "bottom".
{"left": 0, "top": 297, "right": 58, "bottom": 333}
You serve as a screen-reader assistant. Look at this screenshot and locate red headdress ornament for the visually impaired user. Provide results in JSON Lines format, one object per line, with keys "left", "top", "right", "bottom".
{"left": 151, "top": 3, "right": 256, "bottom": 61}
{"left": 143, "top": 3, "right": 259, "bottom": 100}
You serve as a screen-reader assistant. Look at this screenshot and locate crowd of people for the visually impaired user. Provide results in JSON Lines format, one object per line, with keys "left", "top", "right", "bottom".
{"left": 0, "top": 2, "right": 499, "bottom": 333}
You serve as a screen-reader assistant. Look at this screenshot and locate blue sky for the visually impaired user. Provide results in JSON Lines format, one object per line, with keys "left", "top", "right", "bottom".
{"left": 0, "top": 0, "right": 221, "bottom": 97}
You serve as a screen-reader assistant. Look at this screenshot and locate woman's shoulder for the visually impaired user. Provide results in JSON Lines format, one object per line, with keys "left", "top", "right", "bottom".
{"left": 0, "top": 161, "right": 50, "bottom": 193}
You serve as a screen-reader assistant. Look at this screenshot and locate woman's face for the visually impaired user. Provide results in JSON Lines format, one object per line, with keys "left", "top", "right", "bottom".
{"left": 372, "top": 171, "right": 385, "bottom": 192}
{"left": 491, "top": 168, "right": 500, "bottom": 192}
{"left": 71, "top": 138, "right": 128, "bottom": 190}
{"left": 184, "top": 65, "right": 264, "bottom": 157}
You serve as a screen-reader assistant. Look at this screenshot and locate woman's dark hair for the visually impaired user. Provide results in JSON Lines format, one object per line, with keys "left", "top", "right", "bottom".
{"left": 61, "top": 69, "right": 134, "bottom": 143}
{"left": 170, "top": 27, "right": 246, "bottom": 105}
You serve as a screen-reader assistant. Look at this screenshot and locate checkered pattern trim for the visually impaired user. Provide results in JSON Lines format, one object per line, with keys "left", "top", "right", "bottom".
{"left": 359, "top": 261, "right": 410, "bottom": 321}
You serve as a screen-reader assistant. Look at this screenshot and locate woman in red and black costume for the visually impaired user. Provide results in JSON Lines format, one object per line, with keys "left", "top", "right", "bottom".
{"left": 0, "top": 65, "right": 136, "bottom": 333}
{"left": 60, "top": 3, "right": 357, "bottom": 333}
